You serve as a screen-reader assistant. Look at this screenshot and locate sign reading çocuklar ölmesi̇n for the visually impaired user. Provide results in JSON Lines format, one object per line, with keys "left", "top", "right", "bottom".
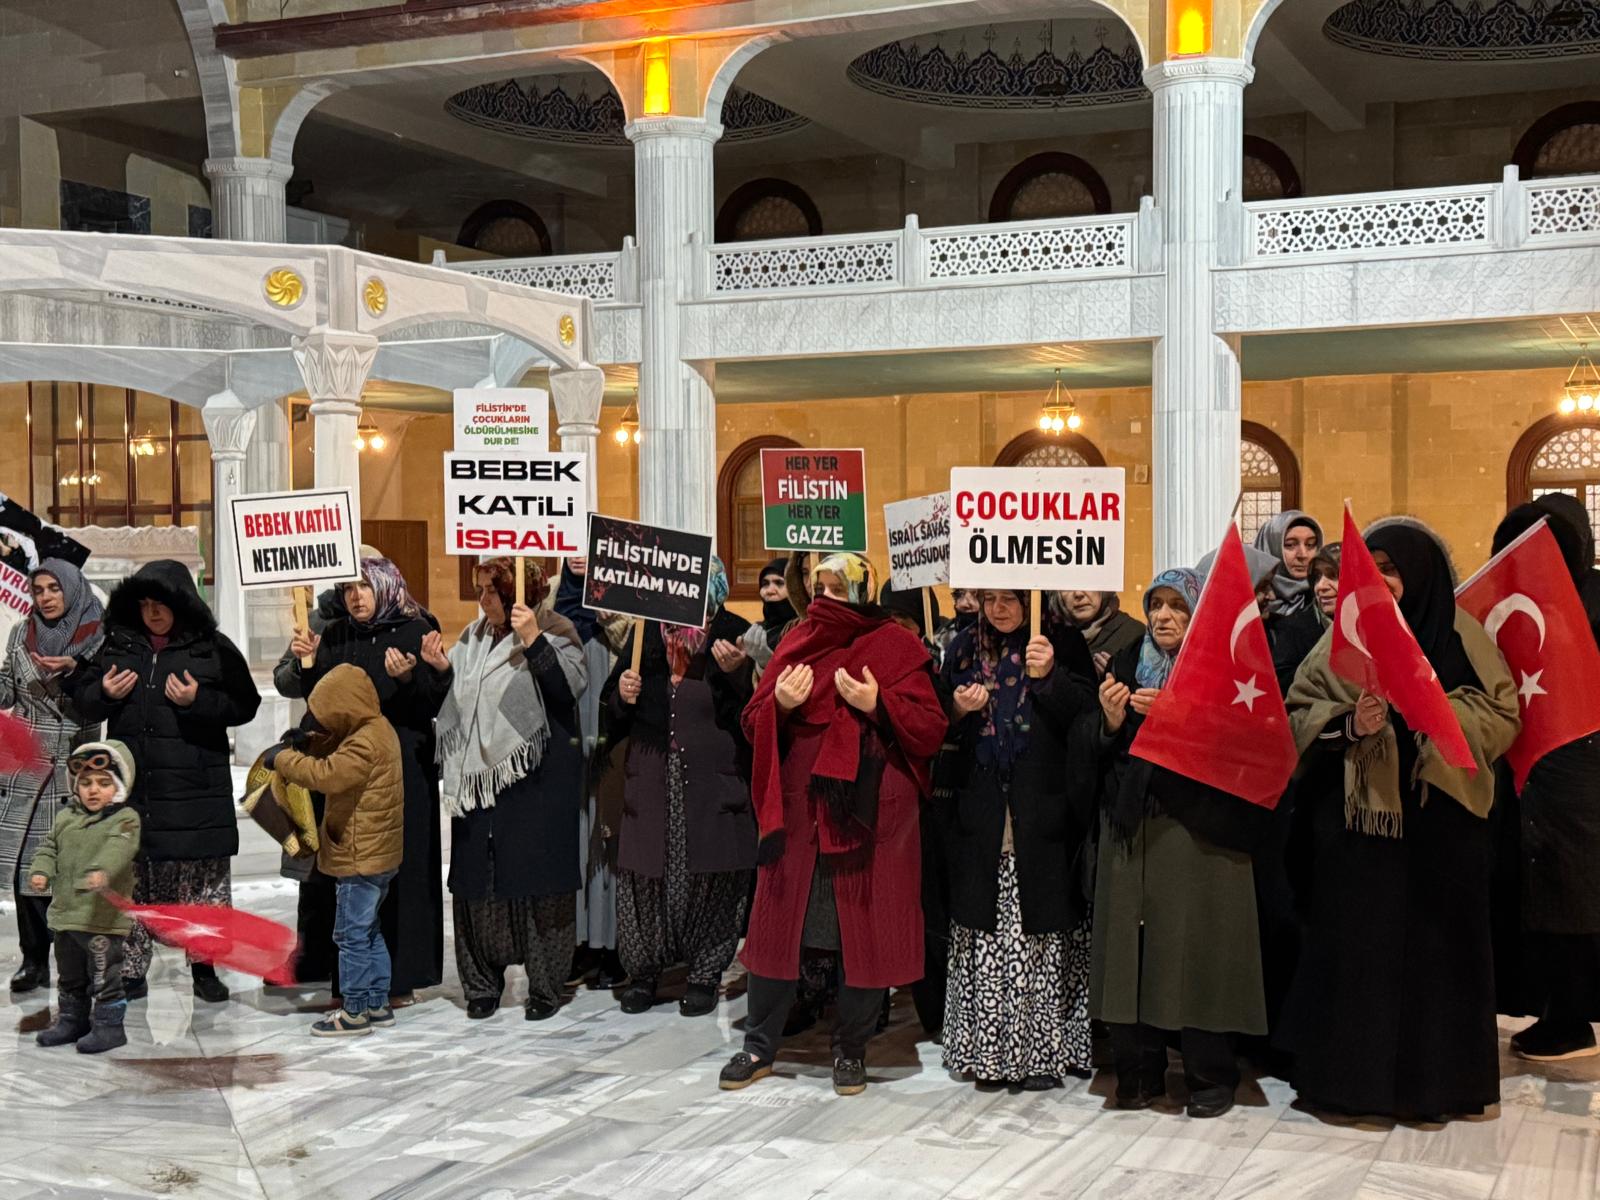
{"left": 948, "top": 466, "right": 1126, "bottom": 592}
{"left": 884, "top": 492, "right": 950, "bottom": 591}
{"left": 583, "top": 514, "right": 714, "bottom": 629}
{"left": 452, "top": 387, "right": 550, "bottom": 452}
{"left": 230, "top": 488, "right": 361, "bottom": 591}
{"left": 760, "top": 448, "right": 867, "bottom": 553}
{"left": 442, "top": 451, "right": 588, "bottom": 556}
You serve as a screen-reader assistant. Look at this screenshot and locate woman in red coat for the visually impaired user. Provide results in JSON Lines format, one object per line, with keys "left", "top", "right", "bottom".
{"left": 720, "top": 552, "right": 946, "bottom": 1097}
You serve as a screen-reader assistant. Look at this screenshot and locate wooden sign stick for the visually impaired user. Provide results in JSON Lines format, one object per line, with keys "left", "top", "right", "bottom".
{"left": 629, "top": 617, "right": 645, "bottom": 673}
{"left": 922, "top": 589, "right": 934, "bottom": 642}
{"left": 514, "top": 556, "right": 526, "bottom": 609}
{"left": 1027, "top": 590, "right": 1045, "bottom": 678}
{"left": 293, "top": 587, "right": 314, "bottom": 668}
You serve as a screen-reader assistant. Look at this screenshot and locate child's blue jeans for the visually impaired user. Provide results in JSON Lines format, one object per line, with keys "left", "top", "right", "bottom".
{"left": 333, "top": 869, "right": 396, "bottom": 1015}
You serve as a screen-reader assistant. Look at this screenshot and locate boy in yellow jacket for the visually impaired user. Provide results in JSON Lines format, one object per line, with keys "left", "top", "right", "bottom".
{"left": 267, "top": 664, "right": 403, "bottom": 1038}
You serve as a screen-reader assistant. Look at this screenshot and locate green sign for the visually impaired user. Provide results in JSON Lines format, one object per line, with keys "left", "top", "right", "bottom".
{"left": 760, "top": 448, "right": 867, "bottom": 553}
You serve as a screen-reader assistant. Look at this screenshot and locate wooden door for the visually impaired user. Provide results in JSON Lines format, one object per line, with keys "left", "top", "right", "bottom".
{"left": 361, "top": 519, "right": 430, "bottom": 609}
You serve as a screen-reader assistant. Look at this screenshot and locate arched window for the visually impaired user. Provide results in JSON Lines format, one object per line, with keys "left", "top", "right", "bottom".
{"left": 1508, "top": 417, "right": 1600, "bottom": 558}
{"left": 457, "top": 200, "right": 552, "bottom": 257}
{"left": 718, "top": 435, "right": 801, "bottom": 599}
{"left": 1238, "top": 421, "right": 1302, "bottom": 545}
{"left": 994, "top": 429, "right": 1106, "bottom": 468}
{"left": 988, "top": 153, "right": 1112, "bottom": 222}
{"left": 1242, "top": 135, "right": 1303, "bottom": 202}
{"left": 1513, "top": 102, "right": 1600, "bottom": 180}
{"left": 715, "top": 179, "right": 823, "bottom": 242}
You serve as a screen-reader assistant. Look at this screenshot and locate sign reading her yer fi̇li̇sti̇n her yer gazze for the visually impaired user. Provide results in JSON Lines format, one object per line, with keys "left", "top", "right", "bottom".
{"left": 582, "top": 514, "right": 714, "bottom": 629}
{"left": 760, "top": 448, "right": 867, "bottom": 553}
{"left": 442, "top": 451, "right": 588, "bottom": 556}
{"left": 230, "top": 487, "right": 360, "bottom": 590}
{"left": 948, "top": 466, "right": 1126, "bottom": 592}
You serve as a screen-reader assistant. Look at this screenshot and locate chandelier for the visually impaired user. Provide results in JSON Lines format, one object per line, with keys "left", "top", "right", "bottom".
{"left": 613, "top": 392, "right": 641, "bottom": 445}
{"left": 1558, "top": 345, "right": 1600, "bottom": 414}
{"left": 353, "top": 423, "right": 387, "bottom": 452}
{"left": 1036, "top": 369, "right": 1082, "bottom": 434}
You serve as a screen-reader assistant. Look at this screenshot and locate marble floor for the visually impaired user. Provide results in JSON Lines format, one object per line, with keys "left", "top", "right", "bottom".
{"left": 3, "top": 818, "right": 1600, "bottom": 1200}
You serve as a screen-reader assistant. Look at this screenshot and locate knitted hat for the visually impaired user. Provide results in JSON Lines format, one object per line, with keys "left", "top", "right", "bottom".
{"left": 68, "top": 739, "right": 136, "bottom": 806}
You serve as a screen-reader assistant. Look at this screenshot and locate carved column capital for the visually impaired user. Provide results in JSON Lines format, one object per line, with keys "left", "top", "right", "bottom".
{"left": 292, "top": 328, "right": 378, "bottom": 407}
{"left": 201, "top": 393, "right": 256, "bottom": 462}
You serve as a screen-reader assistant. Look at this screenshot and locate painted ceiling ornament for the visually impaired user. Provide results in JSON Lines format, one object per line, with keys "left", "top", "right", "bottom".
{"left": 1323, "top": 0, "right": 1600, "bottom": 61}
{"left": 263, "top": 267, "right": 305, "bottom": 309}
{"left": 444, "top": 79, "right": 806, "bottom": 145}
{"left": 363, "top": 276, "right": 388, "bottom": 317}
{"left": 846, "top": 20, "right": 1147, "bottom": 110}
{"left": 558, "top": 313, "right": 576, "bottom": 347}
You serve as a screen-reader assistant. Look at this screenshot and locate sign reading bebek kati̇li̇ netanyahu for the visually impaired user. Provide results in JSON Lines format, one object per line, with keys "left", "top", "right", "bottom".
{"left": 583, "top": 514, "right": 714, "bottom": 629}
{"left": 443, "top": 451, "right": 588, "bottom": 556}
{"left": 230, "top": 488, "right": 361, "bottom": 590}
{"left": 760, "top": 448, "right": 867, "bottom": 553}
{"left": 948, "top": 466, "right": 1126, "bottom": 591}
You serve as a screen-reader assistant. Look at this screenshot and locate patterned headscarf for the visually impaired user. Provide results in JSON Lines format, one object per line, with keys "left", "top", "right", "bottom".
{"left": 350, "top": 556, "right": 421, "bottom": 629}
{"left": 946, "top": 589, "right": 1033, "bottom": 769}
{"left": 810, "top": 552, "right": 878, "bottom": 607}
{"left": 1135, "top": 568, "right": 1202, "bottom": 688}
{"left": 474, "top": 557, "right": 551, "bottom": 627}
{"left": 662, "top": 556, "right": 728, "bottom": 678}
{"left": 26, "top": 558, "right": 103, "bottom": 660}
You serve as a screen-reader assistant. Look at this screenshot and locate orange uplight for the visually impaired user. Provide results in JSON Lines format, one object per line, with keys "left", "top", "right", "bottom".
{"left": 642, "top": 40, "right": 671, "bottom": 116}
{"left": 1170, "top": 0, "right": 1212, "bottom": 56}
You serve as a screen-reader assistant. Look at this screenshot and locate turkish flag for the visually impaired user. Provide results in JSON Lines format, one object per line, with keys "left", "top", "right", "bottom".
{"left": 0, "top": 709, "right": 46, "bottom": 776}
{"left": 1331, "top": 506, "right": 1475, "bottom": 770}
{"left": 105, "top": 892, "right": 297, "bottom": 985}
{"left": 1131, "top": 528, "right": 1297, "bottom": 809}
{"left": 1456, "top": 519, "right": 1600, "bottom": 790}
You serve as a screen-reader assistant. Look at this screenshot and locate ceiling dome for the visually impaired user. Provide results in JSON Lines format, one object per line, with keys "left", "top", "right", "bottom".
{"left": 846, "top": 21, "right": 1146, "bottom": 110}
{"left": 1323, "top": 0, "right": 1600, "bottom": 61}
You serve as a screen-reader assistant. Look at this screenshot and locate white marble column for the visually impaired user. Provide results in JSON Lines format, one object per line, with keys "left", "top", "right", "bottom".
{"left": 625, "top": 117, "right": 721, "bottom": 535}
{"left": 551, "top": 365, "right": 606, "bottom": 513}
{"left": 1145, "top": 58, "right": 1254, "bottom": 571}
{"left": 292, "top": 329, "right": 378, "bottom": 513}
{"left": 200, "top": 391, "right": 255, "bottom": 653}
{"left": 203, "top": 157, "right": 293, "bottom": 243}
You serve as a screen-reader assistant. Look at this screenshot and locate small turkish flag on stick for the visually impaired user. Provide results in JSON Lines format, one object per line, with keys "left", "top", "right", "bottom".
{"left": 1330, "top": 505, "right": 1475, "bottom": 771}
{"left": 1456, "top": 519, "right": 1600, "bottom": 790}
{"left": 1131, "top": 527, "right": 1297, "bottom": 808}
{"left": 103, "top": 892, "right": 298, "bottom": 985}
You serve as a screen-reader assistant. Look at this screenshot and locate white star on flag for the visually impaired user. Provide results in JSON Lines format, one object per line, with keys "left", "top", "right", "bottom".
{"left": 1518, "top": 670, "right": 1547, "bottom": 705}
{"left": 1232, "top": 675, "right": 1265, "bottom": 712}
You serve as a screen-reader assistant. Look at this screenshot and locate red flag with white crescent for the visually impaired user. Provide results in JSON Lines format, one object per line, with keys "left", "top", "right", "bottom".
{"left": 1331, "top": 505, "right": 1475, "bottom": 770}
{"left": 1131, "top": 527, "right": 1297, "bottom": 808}
{"left": 104, "top": 892, "right": 298, "bottom": 985}
{"left": 1456, "top": 519, "right": 1600, "bottom": 790}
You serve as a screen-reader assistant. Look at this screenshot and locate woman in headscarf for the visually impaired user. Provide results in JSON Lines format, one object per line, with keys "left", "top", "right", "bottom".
{"left": 740, "top": 558, "right": 799, "bottom": 680}
{"left": 432, "top": 558, "right": 586, "bottom": 1021}
{"left": 603, "top": 559, "right": 756, "bottom": 1017}
{"left": 1082, "top": 568, "right": 1271, "bottom": 1119}
{"left": 1254, "top": 510, "right": 1323, "bottom": 618}
{"left": 935, "top": 587, "right": 983, "bottom": 660}
{"left": 939, "top": 589, "right": 1097, "bottom": 1089}
{"left": 720, "top": 553, "right": 946, "bottom": 1097}
{"left": 1309, "top": 544, "right": 1341, "bottom": 626}
{"left": 1279, "top": 519, "right": 1519, "bottom": 1120}
{"left": 71, "top": 560, "right": 261, "bottom": 1003}
{"left": 1049, "top": 590, "right": 1145, "bottom": 681}
{"left": 0, "top": 560, "right": 102, "bottom": 994}
{"left": 276, "top": 556, "right": 447, "bottom": 1001}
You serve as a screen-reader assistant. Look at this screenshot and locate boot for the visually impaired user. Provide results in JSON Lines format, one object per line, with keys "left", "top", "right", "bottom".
{"left": 191, "top": 962, "right": 229, "bottom": 1004}
{"left": 76, "top": 1000, "right": 128, "bottom": 1054}
{"left": 36, "top": 993, "right": 91, "bottom": 1047}
{"left": 10, "top": 959, "right": 50, "bottom": 995}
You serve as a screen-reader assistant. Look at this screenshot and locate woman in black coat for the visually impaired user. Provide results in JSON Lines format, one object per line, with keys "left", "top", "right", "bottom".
{"left": 938, "top": 588, "right": 1097, "bottom": 1090}
{"left": 71, "top": 559, "right": 260, "bottom": 1003}
{"left": 603, "top": 560, "right": 757, "bottom": 1018}
{"left": 275, "top": 556, "right": 446, "bottom": 1000}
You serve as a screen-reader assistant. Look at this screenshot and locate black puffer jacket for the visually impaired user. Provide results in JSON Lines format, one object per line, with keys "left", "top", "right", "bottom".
{"left": 71, "top": 560, "right": 260, "bottom": 861}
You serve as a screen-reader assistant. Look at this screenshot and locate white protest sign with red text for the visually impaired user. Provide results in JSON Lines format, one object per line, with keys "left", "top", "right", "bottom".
{"left": 230, "top": 488, "right": 360, "bottom": 591}
{"left": 453, "top": 388, "right": 550, "bottom": 452}
{"left": 948, "top": 466, "right": 1125, "bottom": 591}
{"left": 443, "top": 451, "right": 587, "bottom": 557}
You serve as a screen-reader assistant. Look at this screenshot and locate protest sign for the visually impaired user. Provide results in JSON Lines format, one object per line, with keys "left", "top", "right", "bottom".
{"left": 443, "top": 452, "right": 587, "bottom": 556}
{"left": 453, "top": 387, "right": 550, "bottom": 452}
{"left": 0, "top": 494, "right": 89, "bottom": 621}
{"left": 230, "top": 488, "right": 360, "bottom": 591}
{"left": 760, "top": 448, "right": 867, "bottom": 553}
{"left": 583, "top": 514, "right": 713, "bottom": 629}
{"left": 885, "top": 492, "right": 950, "bottom": 591}
{"left": 948, "top": 466, "right": 1125, "bottom": 592}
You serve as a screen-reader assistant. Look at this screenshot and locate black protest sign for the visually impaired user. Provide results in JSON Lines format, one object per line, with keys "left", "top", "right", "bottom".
{"left": 583, "top": 514, "right": 713, "bottom": 628}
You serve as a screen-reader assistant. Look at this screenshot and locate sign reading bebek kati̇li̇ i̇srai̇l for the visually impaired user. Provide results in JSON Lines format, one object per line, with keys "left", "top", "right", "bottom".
{"left": 442, "top": 451, "right": 588, "bottom": 556}
{"left": 948, "top": 466, "right": 1126, "bottom": 592}
{"left": 230, "top": 488, "right": 361, "bottom": 590}
{"left": 760, "top": 448, "right": 867, "bottom": 553}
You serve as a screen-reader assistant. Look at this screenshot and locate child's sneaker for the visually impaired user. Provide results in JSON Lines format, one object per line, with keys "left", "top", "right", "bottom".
{"left": 311, "top": 1009, "right": 372, "bottom": 1038}
{"left": 365, "top": 1005, "right": 395, "bottom": 1029}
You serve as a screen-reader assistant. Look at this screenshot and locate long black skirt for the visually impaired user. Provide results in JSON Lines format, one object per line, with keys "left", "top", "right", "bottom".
{"left": 1278, "top": 775, "right": 1500, "bottom": 1120}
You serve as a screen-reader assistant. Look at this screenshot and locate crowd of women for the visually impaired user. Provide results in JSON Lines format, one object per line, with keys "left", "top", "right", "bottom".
{"left": 3, "top": 494, "right": 1596, "bottom": 1123}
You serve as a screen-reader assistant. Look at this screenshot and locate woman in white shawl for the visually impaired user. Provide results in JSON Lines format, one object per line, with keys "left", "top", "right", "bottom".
{"left": 429, "top": 558, "right": 587, "bottom": 1021}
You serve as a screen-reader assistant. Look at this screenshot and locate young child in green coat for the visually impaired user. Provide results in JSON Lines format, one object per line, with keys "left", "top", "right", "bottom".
{"left": 29, "top": 740, "right": 142, "bottom": 1054}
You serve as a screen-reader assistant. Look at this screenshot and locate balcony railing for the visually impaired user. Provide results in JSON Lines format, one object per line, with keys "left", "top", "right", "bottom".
{"left": 445, "top": 243, "right": 632, "bottom": 302}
